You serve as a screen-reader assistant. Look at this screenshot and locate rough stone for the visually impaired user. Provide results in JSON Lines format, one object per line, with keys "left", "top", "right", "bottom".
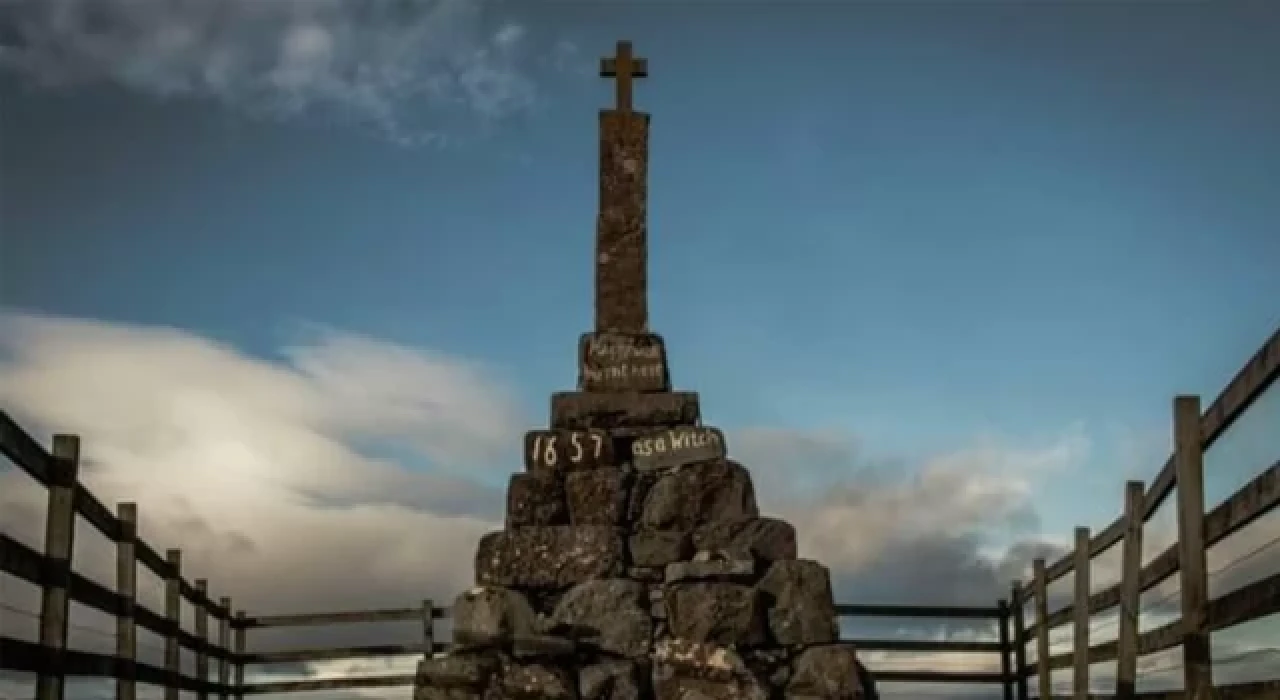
{"left": 651, "top": 640, "right": 768, "bottom": 700}
{"left": 640, "top": 460, "right": 758, "bottom": 530}
{"left": 506, "top": 472, "right": 568, "bottom": 528}
{"left": 787, "top": 645, "right": 867, "bottom": 699}
{"left": 579, "top": 332, "right": 670, "bottom": 393}
{"left": 523, "top": 590, "right": 565, "bottom": 618}
{"left": 550, "top": 391, "right": 700, "bottom": 431}
{"left": 580, "top": 660, "right": 647, "bottom": 700}
{"left": 626, "top": 566, "right": 665, "bottom": 583}
{"left": 511, "top": 634, "right": 577, "bottom": 659}
{"left": 651, "top": 638, "right": 749, "bottom": 681}
{"left": 566, "top": 468, "right": 632, "bottom": 526}
{"left": 652, "top": 672, "right": 768, "bottom": 700}
{"left": 757, "top": 560, "right": 838, "bottom": 646}
{"left": 664, "top": 582, "right": 766, "bottom": 646}
{"left": 415, "top": 686, "right": 496, "bottom": 700}
{"left": 417, "top": 654, "right": 500, "bottom": 688}
{"left": 451, "top": 587, "right": 538, "bottom": 648}
{"left": 500, "top": 661, "right": 576, "bottom": 700}
{"left": 742, "top": 648, "right": 792, "bottom": 689}
{"left": 626, "top": 471, "right": 660, "bottom": 526}
{"left": 475, "top": 527, "right": 625, "bottom": 589}
{"left": 595, "top": 109, "right": 650, "bottom": 334}
{"left": 629, "top": 529, "right": 692, "bottom": 568}
{"left": 692, "top": 517, "right": 797, "bottom": 562}
{"left": 549, "top": 579, "right": 653, "bottom": 658}
{"left": 630, "top": 426, "right": 726, "bottom": 471}
{"left": 665, "top": 558, "right": 755, "bottom": 583}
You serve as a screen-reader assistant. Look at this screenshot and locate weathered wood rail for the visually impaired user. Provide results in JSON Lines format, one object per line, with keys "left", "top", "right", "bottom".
{"left": 1011, "top": 325, "right": 1280, "bottom": 700}
{"left": 0, "top": 410, "right": 1020, "bottom": 698}
{"left": 2, "top": 324, "right": 1276, "bottom": 699}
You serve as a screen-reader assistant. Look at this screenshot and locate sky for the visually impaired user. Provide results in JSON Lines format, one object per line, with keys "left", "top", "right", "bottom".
{"left": 0, "top": 1, "right": 1278, "bottom": 699}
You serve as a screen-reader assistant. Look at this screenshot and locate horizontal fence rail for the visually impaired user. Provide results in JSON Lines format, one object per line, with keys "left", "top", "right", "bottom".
{"left": 2, "top": 410, "right": 1023, "bottom": 699}
{"left": 1010, "top": 325, "right": 1280, "bottom": 700}
{"left": 3, "top": 324, "right": 1277, "bottom": 700}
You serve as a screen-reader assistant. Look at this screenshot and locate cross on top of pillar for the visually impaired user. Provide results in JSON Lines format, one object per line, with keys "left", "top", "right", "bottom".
{"left": 600, "top": 40, "right": 647, "bottom": 112}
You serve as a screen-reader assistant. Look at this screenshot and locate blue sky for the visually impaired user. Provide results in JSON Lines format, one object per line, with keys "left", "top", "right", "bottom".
{"left": 1, "top": 1, "right": 1279, "bottom": 696}
{"left": 5, "top": 1, "right": 1277, "bottom": 530}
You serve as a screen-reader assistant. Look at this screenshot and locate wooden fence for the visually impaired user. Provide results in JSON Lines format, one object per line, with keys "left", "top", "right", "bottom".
{"left": 2, "top": 326, "right": 1276, "bottom": 700}
{"left": 1011, "top": 326, "right": 1280, "bottom": 700}
{"left": 2, "top": 409, "right": 1022, "bottom": 698}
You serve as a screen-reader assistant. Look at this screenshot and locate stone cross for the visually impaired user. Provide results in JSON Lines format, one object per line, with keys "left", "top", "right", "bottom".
{"left": 600, "top": 40, "right": 648, "bottom": 112}
{"left": 595, "top": 41, "right": 650, "bottom": 333}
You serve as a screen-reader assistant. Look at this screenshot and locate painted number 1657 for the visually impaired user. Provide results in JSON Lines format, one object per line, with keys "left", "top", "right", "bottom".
{"left": 527, "top": 431, "right": 605, "bottom": 469}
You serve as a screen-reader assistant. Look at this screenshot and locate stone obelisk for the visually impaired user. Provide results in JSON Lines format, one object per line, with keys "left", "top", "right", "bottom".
{"left": 414, "top": 40, "right": 872, "bottom": 700}
{"left": 596, "top": 39, "right": 650, "bottom": 335}
{"left": 573, "top": 40, "right": 674, "bottom": 397}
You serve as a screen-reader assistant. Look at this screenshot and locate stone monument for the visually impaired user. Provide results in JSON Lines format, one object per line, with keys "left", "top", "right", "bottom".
{"left": 414, "top": 40, "right": 871, "bottom": 700}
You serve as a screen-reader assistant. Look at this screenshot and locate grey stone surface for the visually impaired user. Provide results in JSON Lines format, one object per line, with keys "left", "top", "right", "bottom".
{"left": 626, "top": 566, "right": 665, "bottom": 583}
{"left": 651, "top": 639, "right": 768, "bottom": 700}
{"left": 629, "top": 529, "right": 692, "bottom": 568}
{"left": 664, "top": 582, "right": 766, "bottom": 647}
{"left": 506, "top": 472, "right": 568, "bottom": 528}
{"left": 417, "top": 654, "right": 500, "bottom": 688}
{"left": 524, "top": 429, "right": 615, "bottom": 472}
{"left": 511, "top": 634, "right": 577, "bottom": 659}
{"left": 414, "top": 686, "right": 494, "bottom": 700}
{"left": 500, "top": 661, "right": 576, "bottom": 700}
{"left": 630, "top": 426, "right": 726, "bottom": 471}
{"left": 757, "top": 560, "right": 838, "bottom": 646}
{"left": 579, "top": 660, "right": 647, "bottom": 700}
{"left": 651, "top": 638, "right": 749, "bottom": 680}
{"left": 579, "top": 332, "right": 670, "bottom": 393}
{"left": 639, "top": 460, "right": 758, "bottom": 530}
{"left": 451, "top": 587, "right": 538, "bottom": 648}
{"left": 566, "top": 467, "right": 632, "bottom": 526}
{"left": 787, "top": 645, "right": 867, "bottom": 699}
{"left": 625, "top": 471, "right": 660, "bottom": 526}
{"left": 665, "top": 558, "right": 755, "bottom": 583}
{"left": 692, "top": 517, "right": 797, "bottom": 562}
{"left": 475, "top": 526, "right": 625, "bottom": 588}
{"left": 549, "top": 578, "right": 653, "bottom": 658}
{"left": 550, "top": 391, "right": 700, "bottom": 431}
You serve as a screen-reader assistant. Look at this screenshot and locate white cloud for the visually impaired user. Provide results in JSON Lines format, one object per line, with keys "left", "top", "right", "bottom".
{"left": 733, "top": 425, "right": 1083, "bottom": 612}
{"left": 2, "top": 312, "right": 1275, "bottom": 700}
{"left": 0, "top": 0, "right": 566, "bottom": 145}
{"left": 0, "top": 311, "right": 517, "bottom": 637}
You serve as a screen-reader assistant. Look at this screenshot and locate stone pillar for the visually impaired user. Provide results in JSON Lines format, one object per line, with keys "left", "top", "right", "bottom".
{"left": 595, "top": 109, "right": 650, "bottom": 334}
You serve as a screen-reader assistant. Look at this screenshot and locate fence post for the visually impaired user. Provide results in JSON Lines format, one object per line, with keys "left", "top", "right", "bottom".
{"left": 115, "top": 503, "right": 138, "bottom": 700}
{"left": 1174, "top": 395, "right": 1212, "bottom": 700}
{"left": 422, "top": 599, "right": 435, "bottom": 656}
{"left": 1011, "top": 581, "right": 1029, "bottom": 700}
{"left": 1033, "top": 558, "right": 1051, "bottom": 700}
{"left": 1072, "top": 527, "right": 1091, "bottom": 700}
{"left": 164, "top": 549, "right": 182, "bottom": 700}
{"left": 35, "top": 434, "right": 81, "bottom": 700}
{"left": 998, "top": 598, "right": 1013, "bottom": 700}
{"left": 234, "top": 610, "right": 247, "bottom": 700}
{"left": 218, "top": 597, "right": 232, "bottom": 700}
{"left": 1116, "top": 480, "right": 1145, "bottom": 700}
{"left": 196, "top": 579, "right": 210, "bottom": 700}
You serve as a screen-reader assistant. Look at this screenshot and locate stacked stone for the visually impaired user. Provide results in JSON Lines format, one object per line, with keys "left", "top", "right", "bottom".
{"left": 414, "top": 332, "right": 870, "bottom": 700}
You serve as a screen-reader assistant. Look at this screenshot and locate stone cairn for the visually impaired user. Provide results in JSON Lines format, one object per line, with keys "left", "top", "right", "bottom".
{"left": 414, "top": 41, "right": 870, "bottom": 700}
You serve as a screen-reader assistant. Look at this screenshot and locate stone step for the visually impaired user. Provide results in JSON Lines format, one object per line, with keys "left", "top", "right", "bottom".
{"left": 551, "top": 391, "right": 700, "bottom": 431}
{"left": 578, "top": 331, "right": 671, "bottom": 392}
